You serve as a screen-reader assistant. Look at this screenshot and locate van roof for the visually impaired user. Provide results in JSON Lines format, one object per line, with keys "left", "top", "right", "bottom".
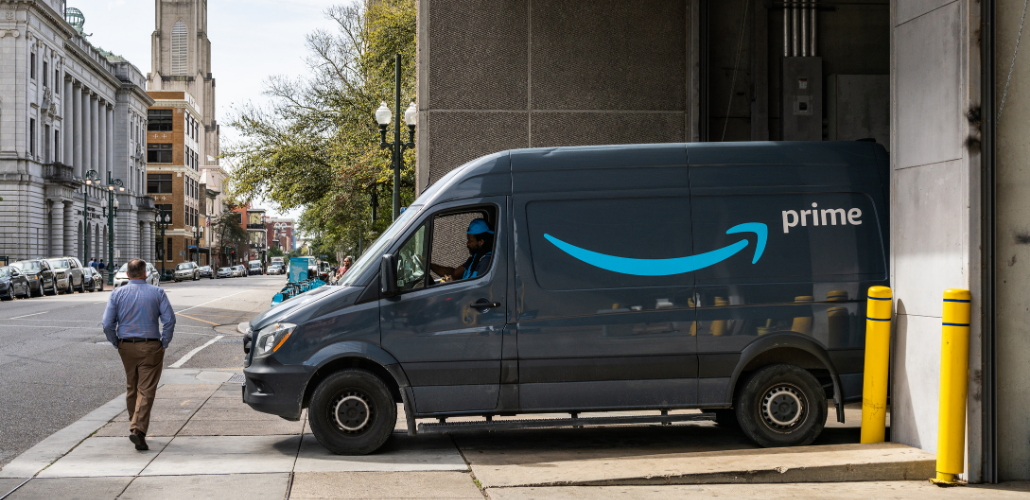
{"left": 417, "top": 141, "right": 887, "bottom": 204}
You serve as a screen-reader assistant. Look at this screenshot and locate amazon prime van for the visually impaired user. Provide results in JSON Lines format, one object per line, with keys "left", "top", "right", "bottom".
{"left": 242, "top": 141, "right": 889, "bottom": 454}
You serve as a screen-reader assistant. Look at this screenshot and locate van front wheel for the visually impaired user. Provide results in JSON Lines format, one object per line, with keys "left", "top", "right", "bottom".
{"left": 308, "top": 369, "right": 396, "bottom": 455}
{"left": 735, "top": 364, "right": 826, "bottom": 447}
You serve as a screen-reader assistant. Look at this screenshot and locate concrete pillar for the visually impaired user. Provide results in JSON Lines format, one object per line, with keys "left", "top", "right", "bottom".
{"left": 106, "top": 107, "right": 114, "bottom": 182}
{"left": 51, "top": 202, "right": 64, "bottom": 258}
{"left": 98, "top": 102, "right": 107, "bottom": 182}
{"left": 90, "top": 95, "right": 99, "bottom": 178}
{"left": 63, "top": 201, "right": 75, "bottom": 257}
{"left": 890, "top": 0, "right": 982, "bottom": 482}
{"left": 72, "top": 85, "right": 82, "bottom": 176}
{"left": 63, "top": 79, "right": 73, "bottom": 165}
{"left": 82, "top": 89, "right": 91, "bottom": 178}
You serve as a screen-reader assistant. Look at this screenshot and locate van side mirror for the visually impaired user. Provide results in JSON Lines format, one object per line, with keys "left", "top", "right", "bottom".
{"left": 380, "top": 254, "right": 399, "bottom": 297}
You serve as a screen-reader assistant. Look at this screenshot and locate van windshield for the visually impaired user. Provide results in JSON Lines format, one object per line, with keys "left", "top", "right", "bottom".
{"left": 340, "top": 205, "right": 423, "bottom": 287}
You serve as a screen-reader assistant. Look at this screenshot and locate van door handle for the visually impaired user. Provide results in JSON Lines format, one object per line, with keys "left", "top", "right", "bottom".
{"left": 471, "top": 299, "right": 501, "bottom": 309}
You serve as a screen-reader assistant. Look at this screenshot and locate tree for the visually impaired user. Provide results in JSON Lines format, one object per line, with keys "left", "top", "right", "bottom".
{"left": 224, "top": 1, "right": 416, "bottom": 256}
{"left": 212, "top": 202, "right": 249, "bottom": 264}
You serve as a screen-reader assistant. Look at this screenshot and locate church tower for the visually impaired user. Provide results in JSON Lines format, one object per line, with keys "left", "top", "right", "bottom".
{"left": 147, "top": 0, "right": 219, "bottom": 166}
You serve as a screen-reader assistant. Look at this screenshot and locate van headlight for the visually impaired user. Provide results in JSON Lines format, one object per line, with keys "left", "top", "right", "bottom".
{"left": 255, "top": 323, "right": 296, "bottom": 357}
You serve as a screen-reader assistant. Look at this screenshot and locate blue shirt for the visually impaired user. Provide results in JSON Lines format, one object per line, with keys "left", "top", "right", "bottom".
{"left": 102, "top": 279, "right": 175, "bottom": 348}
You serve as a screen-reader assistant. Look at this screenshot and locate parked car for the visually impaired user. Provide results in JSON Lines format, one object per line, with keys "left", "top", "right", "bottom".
{"left": 82, "top": 266, "right": 103, "bottom": 292}
{"left": 267, "top": 263, "right": 284, "bottom": 275}
{"left": 0, "top": 266, "right": 31, "bottom": 300}
{"left": 241, "top": 142, "right": 891, "bottom": 455}
{"left": 217, "top": 266, "right": 234, "bottom": 278}
{"left": 113, "top": 262, "right": 161, "bottom": 288}
{"left": 318, "top": 262, "right": 332, "bottom": 281}
{"left": 47, "top": 257, "right": 86, "bottom": 294}
{"left": 12, "top": 259, "right": 56, "bottom": 297}
{"left": 232, "top": 265, "right": 246, "bottom": 277}
{"left": 248, "top": 260, "right": 264, "bottom": 275}
{"left": 199, "top": 266, "right": 214, "bottom": 279}
{"left": 173, "top": 262, "right": 201, "bottom": 282}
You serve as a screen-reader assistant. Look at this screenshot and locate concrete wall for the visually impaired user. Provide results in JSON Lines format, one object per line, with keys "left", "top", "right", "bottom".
{"left": 416, "top": 0, "right": 691, "bottom": 192}
{"left": 890, "top": 0, "right": 983, "bottom": 481}
{"left": 994, "top": 0, "right": 1030, "bottom": 481}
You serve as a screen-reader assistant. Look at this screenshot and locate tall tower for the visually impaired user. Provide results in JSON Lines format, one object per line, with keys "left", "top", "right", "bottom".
{"left": 147, "top": 0, "right": 219, "bottom": 166}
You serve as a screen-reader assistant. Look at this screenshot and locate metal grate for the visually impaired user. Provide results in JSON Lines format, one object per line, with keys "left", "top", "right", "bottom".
{"left": 227, "top": 373, "right": 244, "bottom": 384}
{"left": 171, "top": 21, "right": 188, "bottom": 75}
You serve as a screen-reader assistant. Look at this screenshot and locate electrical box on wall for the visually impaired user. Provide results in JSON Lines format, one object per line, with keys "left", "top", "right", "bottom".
{"left": 782, "top": 57, "right": 823, "bottom": 141}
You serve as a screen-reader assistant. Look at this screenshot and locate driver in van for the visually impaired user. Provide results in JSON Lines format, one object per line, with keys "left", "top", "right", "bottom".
{"left": 429, "top": 219, "right": 494, "bottom": 282}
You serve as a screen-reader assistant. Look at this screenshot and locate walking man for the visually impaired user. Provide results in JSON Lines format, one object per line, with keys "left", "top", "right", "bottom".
{"left": 102, "top": 259, "right": 175, "bottom": 451}
{"left": 97, "top": 259, "right": 106, "bottom": 291}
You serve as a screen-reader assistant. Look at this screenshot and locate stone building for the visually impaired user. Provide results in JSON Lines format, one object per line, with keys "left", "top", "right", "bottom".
{"left": 0, "top": 0, "right": 154, "bottom": 264}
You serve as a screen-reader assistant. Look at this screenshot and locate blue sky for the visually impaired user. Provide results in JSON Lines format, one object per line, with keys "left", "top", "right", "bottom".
{"left": 73, "top": 0, "right": 342, "bottom": 218}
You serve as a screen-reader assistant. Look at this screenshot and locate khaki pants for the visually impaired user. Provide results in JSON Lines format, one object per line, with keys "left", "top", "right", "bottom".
{"left": 118, "top": 340, "right": 164, "bottom": 435}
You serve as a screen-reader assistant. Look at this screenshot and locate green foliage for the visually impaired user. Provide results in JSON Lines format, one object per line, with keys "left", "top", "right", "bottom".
{"left": 268, "top": 247, "right": 285, "bottom": 258}
{"left": 224, "top": 1, "right": 416, "bottom": 257}
{"left": 213, "top": 202, "right": 249, "bottom": 257}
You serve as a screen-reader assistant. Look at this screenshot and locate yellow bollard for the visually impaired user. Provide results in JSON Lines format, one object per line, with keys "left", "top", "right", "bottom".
{"left": 932, "top": 289, "right": 971, "bottom": 486}
{"left": 860, "top": 286, "right": 892, "bottom": 443}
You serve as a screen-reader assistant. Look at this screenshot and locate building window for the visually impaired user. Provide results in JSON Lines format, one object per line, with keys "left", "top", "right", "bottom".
{"left": 30, "top": 52, "right": 36, "bottom": 80}
{"left": 54, "top": 130, "right": 60, "bottom": 163}
{"left": 168, "top": 238, "right": 174, "bottom": 261}
{"left": 42, "top": 61, "right": 48, "bottom": 86}
{"left": 55, "top": 70, "right": 60, "bottom": 93}
{"left": 156, "top": 204, "right": 173, "bottom": 222}
{"left": 147, "top": 109, "right": 173, "bottom": 131}
{"left": 29, "top": 119, "right": 35, "bottom": 157}
{"left": 147, "top": 143, "right": 172, "bottom": 163}
{"left": 148, "top": 174, "right": 173, "bottom": 194}
{"left": 43, "top": 125, "right": 50, "bottom": 162}
{"left": 171, "top": 21, "right": 188, "bottom": 76}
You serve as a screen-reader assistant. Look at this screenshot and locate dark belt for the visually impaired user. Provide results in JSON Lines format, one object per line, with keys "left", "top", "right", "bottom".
{"left": 119, "top": 338, "right": 160, "bottom": 343}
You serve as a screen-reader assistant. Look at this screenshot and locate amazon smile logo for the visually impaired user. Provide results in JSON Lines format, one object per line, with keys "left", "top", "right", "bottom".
{"left": 543, "top": 223, "right": 768, "bottom": 276}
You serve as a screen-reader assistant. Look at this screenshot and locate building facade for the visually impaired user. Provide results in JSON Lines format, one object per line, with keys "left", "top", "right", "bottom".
{"left": 145, "top": 90, "right": 205, "bottom": 266}
{"left": 265, "top": 217, "right": 294, "bottom": 253}
{"left": 0, "top": 1, "right": 155, "bottom": 264}
{"left": 246, "top": 207, "right": 266, "bottom": 263}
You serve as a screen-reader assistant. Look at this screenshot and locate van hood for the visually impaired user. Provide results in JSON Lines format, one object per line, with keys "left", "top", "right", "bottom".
{"left": 248, "top": 285, "right": 359, "bottom": 332}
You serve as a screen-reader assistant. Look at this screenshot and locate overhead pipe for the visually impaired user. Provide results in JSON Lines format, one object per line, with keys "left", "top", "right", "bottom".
{"left": 784, "top": 0, "right": 790, "bottom": 57}
{"left": 811, "top": 0, "right": 818, "bottom": 56}
{"left": 792, "top": 0, "right": 799, "bottom": 57}
{"left": 801, "top": 0, "right": 807, "bottom": 57}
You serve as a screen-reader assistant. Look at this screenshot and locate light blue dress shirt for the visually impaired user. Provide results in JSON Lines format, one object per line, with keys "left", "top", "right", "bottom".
{"left": 102, "top": 279, "right": 175, "bottom": 348}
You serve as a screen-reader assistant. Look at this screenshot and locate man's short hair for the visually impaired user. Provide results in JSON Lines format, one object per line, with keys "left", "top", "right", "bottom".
{"left": 127, "top": 259, "right": 147, "bottom": 279}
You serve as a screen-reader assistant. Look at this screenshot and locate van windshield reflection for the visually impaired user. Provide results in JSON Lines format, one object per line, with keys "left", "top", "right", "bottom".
{"left": 339, "top": 205, "right": 423, "bottom": 287}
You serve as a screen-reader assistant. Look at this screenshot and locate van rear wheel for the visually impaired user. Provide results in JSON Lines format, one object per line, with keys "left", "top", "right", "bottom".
{"left": 308, "top": 369, "right": 396, "bottom": 455}
{"left": 735, "top": 364, "right": 826, "bottom": 447}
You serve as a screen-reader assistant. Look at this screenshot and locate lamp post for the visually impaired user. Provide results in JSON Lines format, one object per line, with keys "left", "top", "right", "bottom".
{"left": 102, "top": 172, "right": 125, "bottom": 286}
{"left": 375, "top": 53, "right": 417, "bottom": 221}
{"left": 193, "top": 225, "right": 203, "bottom": 264}
{"left": 83, "top": 169, "right": 100, "bottom": 263}
{"left": 156, "top": 212, "right": 171, "bottom": 278}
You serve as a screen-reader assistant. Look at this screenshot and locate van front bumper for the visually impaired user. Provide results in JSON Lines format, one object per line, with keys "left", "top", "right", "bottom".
{"left": 242, "top": 358, "right": 313, "bottom": 420}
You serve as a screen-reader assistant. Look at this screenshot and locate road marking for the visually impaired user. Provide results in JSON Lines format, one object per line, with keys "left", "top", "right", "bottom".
{"left": 9, "top": 311, "right": 47, "bottom": 319}
{"left": 170, "top": 335, "right": 225, "bottom": 368}
{"left": 175, "top": 313, "right": 220, "bottom": 326}
{"left": 173, "top": 289, "right": 252, "bottom": 314}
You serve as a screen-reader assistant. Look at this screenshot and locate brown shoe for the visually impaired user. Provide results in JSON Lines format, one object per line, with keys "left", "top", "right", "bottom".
{"left": 129, "top": 431, "right": 149, "bottom": 451}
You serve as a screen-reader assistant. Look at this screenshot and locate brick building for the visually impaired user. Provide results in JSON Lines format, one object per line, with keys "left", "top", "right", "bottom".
{"left": 265, "top": 218, "right": 294, "bottom": 253}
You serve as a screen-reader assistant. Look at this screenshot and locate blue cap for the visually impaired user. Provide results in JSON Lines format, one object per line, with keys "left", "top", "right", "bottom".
{"left": 467, "top": 219, "right": 494, "bottom": 235}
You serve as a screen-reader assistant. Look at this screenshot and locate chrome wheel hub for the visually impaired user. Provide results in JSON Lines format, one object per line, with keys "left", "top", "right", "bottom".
{"left": 762, "top": 384, "right": 805, "bottom": 429}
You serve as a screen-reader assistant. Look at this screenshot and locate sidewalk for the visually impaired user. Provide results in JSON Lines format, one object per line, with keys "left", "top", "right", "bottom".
{"left": 1, "top": 370, "right": 1027, "bottom": 499}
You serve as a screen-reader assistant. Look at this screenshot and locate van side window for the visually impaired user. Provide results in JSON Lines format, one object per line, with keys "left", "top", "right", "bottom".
{"left": 395, "top": 224, "right": 428, "bottom": 292}
{"left": 428, "top": 209, "right": 496, "bottom": 285}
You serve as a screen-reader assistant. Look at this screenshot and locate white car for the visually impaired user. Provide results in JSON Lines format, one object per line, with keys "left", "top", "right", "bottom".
{"left": 113, "top": 262, "right": 161, "bottom": 288}
{"left": 173, "top": 262, "right": 200, "bottom": 282}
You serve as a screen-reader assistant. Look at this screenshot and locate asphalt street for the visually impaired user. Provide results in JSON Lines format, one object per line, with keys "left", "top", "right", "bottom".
{"left": 0, "top": 273, "right": 286, "bottom": 469}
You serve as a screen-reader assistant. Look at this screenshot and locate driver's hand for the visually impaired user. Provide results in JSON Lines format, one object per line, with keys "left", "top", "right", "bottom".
{"left": 442, "top": 275, "right": 453, "bottom": 282}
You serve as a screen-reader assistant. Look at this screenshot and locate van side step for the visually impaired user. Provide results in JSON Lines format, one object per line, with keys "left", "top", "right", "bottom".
{"left": 417, "top": 412, "right": 715, "bottom": 434}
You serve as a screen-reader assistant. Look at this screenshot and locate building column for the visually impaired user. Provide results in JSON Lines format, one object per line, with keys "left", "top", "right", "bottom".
{"left": 82, "top": 89, "right": 91, "bottom": 178}
{"left": 51, "top": 202, "right": 64, "bottom": 258}
{"left": 90, "top": 94, "right": 99, "bottom": 178}
{"left": 98, "top": 101, "right": 107, "bottom": 182}
{"left": 106, "top": 107, "right": 114, "bottom": 181}
{"left": 63, "top": 201, "right": 76, "bottom": 257}
{"left": 72, "top": 84, "right": 82, "bottom": 177}
{"left": 63, "top": 79, "right": 73, "bottom": 166}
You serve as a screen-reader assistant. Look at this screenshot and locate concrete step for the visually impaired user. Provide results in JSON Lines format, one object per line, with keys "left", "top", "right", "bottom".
{"left": 463, "top": 441, "right": 935, "bottom": 487}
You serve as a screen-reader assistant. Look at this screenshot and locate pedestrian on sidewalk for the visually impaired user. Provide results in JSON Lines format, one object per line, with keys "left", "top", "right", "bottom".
{"left": 102, "top": 259, "right": 175, "bottom": 451}
{"left": 97, "top": 259, "right": 106, "bottom": 291}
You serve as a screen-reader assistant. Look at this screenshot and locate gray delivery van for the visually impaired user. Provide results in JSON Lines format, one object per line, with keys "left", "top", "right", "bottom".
{"left": 242, "top": 141, "right": 889, "bottom": 454}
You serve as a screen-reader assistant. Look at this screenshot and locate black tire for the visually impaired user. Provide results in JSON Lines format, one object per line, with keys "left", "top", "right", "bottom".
{"left": 33, "top": 282, "right": 43, "bottom": 297}
{"left": 308, "top": 369, "right": 396, "bottom": 455}
{"left": 735, "top": 364, "right": 827, "bottom": 448}
{"left": 48, "top": 281, "right": 58, "bottom": 296}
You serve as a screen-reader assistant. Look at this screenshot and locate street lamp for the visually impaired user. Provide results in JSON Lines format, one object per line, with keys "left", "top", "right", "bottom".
{"left": 102, "top": 172, "right": 125, "bottom": 286}
{"left": 375, "top": 53, "right": 417, "bottom": 221}
{"left": 156, "top": 212, "right": 172, "bottom": 278}
{"left": 193, "top": 225, "right": 204, "bottom": 264}
{"left": 83, "top": 169, "right": 100, "bottom": 263}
